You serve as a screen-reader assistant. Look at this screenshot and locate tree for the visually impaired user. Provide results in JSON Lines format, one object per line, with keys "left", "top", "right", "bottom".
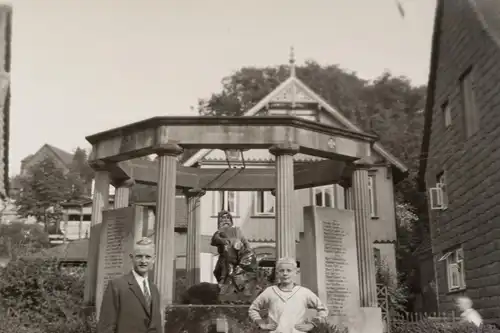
{"left": 14, "top": 156, "right": 71, "bottom": 231}
{"left": 0, "top": 257, "right": 97, "bottom": 332}
{"left": 198, "top": 62, "right": 426, "bottom": 201}
{"left": 67, "top": 147, "right": 94, "bottom": 199}
{"left": 198, "top": 61, "right": 366, "bottom": 120}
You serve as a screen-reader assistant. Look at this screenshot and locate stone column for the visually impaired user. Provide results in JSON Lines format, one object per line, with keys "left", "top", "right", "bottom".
{"left": 62, "top": 209, "right": 69, "bottom": 243}
{"left": 84, "top": 168, "right": 110, "bottom": 305}
{"left": 113, "top": 179, "right": 135, "bottom": 209}
{"left": 352, "top": 164, "right": 377, "bottom": 307}
{"left": 78, "top": 205, "right": 83, "bottom": 240}
{"left": 269, "top": 143, "right": 299, "bottom": 260}
{"left": 345, "top": 186, "right": 353, "bottom": 210}
{"left": 153, "top": 143, "right": 183, "bottom": 308}
{"left": 184, "top": 188, "right": 206, "bottom": 286}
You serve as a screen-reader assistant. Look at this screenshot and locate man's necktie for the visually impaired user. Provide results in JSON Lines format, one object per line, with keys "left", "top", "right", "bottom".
{"left": 143, "top": 279, "right": 151, "bottom": 306}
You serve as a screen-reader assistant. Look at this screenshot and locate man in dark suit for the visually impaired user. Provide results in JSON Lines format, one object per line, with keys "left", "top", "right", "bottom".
{"left": 97, "top": 237, "right": 163, "bottom": 333}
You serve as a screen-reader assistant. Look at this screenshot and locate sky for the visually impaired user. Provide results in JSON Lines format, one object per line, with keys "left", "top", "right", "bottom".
{"left": 5, "top": 0, "right": 436, "bottom": 176}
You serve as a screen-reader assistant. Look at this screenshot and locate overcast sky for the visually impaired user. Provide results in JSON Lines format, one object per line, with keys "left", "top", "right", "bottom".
{"left": 6, "top": 0, "right": 436, "bottom": 176}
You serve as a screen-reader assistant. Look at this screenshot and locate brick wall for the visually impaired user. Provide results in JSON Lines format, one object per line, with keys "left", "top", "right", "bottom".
{"left": 425, "top": 0, "right": 500, "bottom": 321}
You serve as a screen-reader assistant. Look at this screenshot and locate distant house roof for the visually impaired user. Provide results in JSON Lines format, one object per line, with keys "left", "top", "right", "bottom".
{"left": 60, "top": 198, "right": 93, "bottom": 207}
{"left": 21, "top": 144, "right": 74, "bottom": 173}
{"left": 47, "top": 144, "right": 74, "bottom": 167}
{"left": 418, "top": 0, "right": 500, "bottom": 190}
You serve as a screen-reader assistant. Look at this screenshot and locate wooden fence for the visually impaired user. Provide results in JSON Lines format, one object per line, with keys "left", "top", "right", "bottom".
{"left": 376, "top": 284, "right": 458, "bottom": 333}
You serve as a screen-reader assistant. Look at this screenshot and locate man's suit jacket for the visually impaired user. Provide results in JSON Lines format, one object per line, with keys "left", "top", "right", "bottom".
{"left": 97, "top": 272, "right": 163, "bottom": 333}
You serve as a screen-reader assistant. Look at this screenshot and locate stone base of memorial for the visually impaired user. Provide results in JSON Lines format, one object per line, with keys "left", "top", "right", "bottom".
{"left": 301, "top": 206, "right": 383, "bottom": 333}
{"left": 95, "top": 206, "right": 147, "bottom": 317}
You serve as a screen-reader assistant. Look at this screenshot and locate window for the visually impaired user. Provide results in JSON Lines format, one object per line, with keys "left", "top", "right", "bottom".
{"left": 368, "top": 174, "right": 378, "bottom": 218}
{"left": 430, "top": 171, "right": 448, "bottom": 210}
{"left": 439, "top": 247, "right": 466, "bottom": 291}
{"left": 314, "top": 185, "right": 335, "bottom": 207}
{"left": 460, "top": 68, "right": 479, "bottom": 137}
{"left": 213, "top": 191, "right": 238, "bottom": 216}
{"left": 442, "top": 101, "right": 451, "bottom": 128}
{"left": 254, "top": 191, "right": 275, "bottom": 216}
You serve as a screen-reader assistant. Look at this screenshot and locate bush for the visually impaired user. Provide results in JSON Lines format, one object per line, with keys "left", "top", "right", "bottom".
{"left": 0, "top": 255, "right": 96, "bottom": 333}
{"left": 0, "top": 222, "right": 50, "bottom": 258}
{"left": 181, "top": 282, "right": 221, "bottom": 304}
{"left": 311, "top": 322, "right": 348, "bottom": 333}
{"left": 165, "top": 305, "right": 257, "bottom": 333}
{"left": 392, "top": 319, "right": 500, "bottom": 333}
{"left": 376, "top": 259, "right": 408, "bottom": 315}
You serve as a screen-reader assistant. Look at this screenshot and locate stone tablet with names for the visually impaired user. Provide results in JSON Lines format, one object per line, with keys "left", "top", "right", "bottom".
{"left": 95, "top": 206, "right": 146, "bottom": 317}
{"left": 302, "top": 206, "right": 360, "bottom": 316}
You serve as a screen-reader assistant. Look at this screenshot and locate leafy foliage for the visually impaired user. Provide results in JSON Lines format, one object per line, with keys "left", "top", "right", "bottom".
{"left": 66, "top": 147, "right": 94, "bottom": 199}
{"left": 0, "top": 222, "right": 49, "bottom": 258}
{"left": 395, "top": 202, "right": 426, "bottom": 310}
{"left": 311, "top": 323, "right": 348, "bottom": 333}
{"left": 14, "top": 156, "right": 70, "bottom": 230}
{"left": 0, "top": 254, "right": 96, "bottom": 333}
{"left": 392, "top": 319, "right": 500, "bottom": 333}
{"left": 376, "top": 259, "right": 409, "bottom": 315}
{"left": 12, "top": 148, "right": 94, "bottom": 232}
{"left": 197, "top": 62, "right": 425, "bottom": 200}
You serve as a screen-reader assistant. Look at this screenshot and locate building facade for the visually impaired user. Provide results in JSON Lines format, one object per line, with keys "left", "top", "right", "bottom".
{"left": 175, "top": 59, "right": 408, "bottom": 284}
{"left": 419, "top": 0, "right": 500, "bottom": 322}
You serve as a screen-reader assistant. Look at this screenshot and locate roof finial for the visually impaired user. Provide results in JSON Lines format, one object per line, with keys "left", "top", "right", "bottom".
{"left": 289, "top": 46, "right": 296, "bottom": 77}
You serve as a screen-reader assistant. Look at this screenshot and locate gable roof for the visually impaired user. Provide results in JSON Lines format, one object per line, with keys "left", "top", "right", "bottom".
{"left": 184, "top": 71, "right": 408, "bottom": 174}
{"left": 22, "top": 144, "right": 74, "bottom": 170}
{"left": 47, "top": 144, "right": 74, "bottom": 166}
{"left": 418, "top": 0, "right": 500, "bottom": 191}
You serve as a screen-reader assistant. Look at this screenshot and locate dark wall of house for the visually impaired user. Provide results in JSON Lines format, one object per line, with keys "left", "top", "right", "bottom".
{"left": 425, "top": 0, "right": 500, "bottom": 321}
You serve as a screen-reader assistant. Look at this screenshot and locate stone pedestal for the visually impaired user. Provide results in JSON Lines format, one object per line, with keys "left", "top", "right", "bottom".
{"left": 184, "top": 188, "right": 205, "bottom": 286}
{"left": 269, "top": 143, "right": 299, "bottom": 260}
{"left": 352, "top": 168, "right": 377, "bottom": 307}
{"left": 113, "top": 179, "right": 135, "bottom": 209}
{"left": 95, "top": 206, "right": 145, "bottom": 318}
{"left": 84, "top": 169, "right": 110, "bottom": 305}
{"left": 153, "top": 143, "right": 182, "bottom": 308}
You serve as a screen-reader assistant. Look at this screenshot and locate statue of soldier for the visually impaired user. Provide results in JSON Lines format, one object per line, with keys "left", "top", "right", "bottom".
{"left": 210, "top": 210, "right": 258, "bottom": 295}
